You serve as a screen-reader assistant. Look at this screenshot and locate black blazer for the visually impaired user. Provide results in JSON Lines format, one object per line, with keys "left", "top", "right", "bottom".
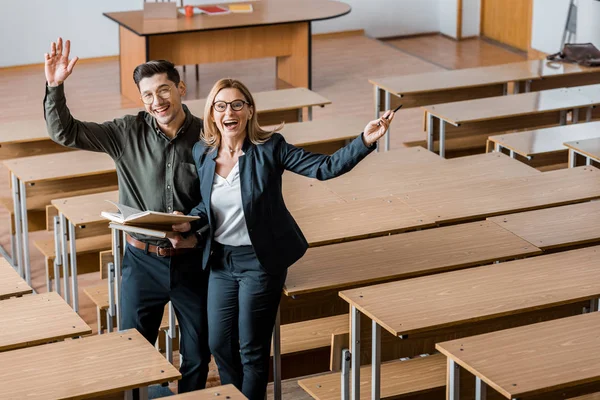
{"left": 191, "top": 132, "right": 375, "bottom": 275}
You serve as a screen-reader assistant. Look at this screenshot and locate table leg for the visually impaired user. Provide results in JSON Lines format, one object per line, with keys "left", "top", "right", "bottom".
{"left": 53, "top": 216, "right": 62, "bottom": 295}
{"left": 351, "top": 306, "right": 361, "bottom": 400}
{"left": 107, "top": 261, "right": 115, "bottom": 333}
{"left": 384, "top": 91, "right": 391, "bottom": 152}
{"left": 18, "top": 180, "right": 31, "bottom": 286}
{"left": 139, "top": 386, "right": 149, "bottom": 400}
{"left": 273, "top": 306, "right": 282, "bottom": 400}
{"left": 476, "top": 377, "right": 487, "bottom": 400}
{"left": 525, "top": 79, "right": 532, "bottom": 92}
{"left": 11, "top": 174, "right": 23, "bottom": 278}
{"left": 371, "top": 321, "right": 381, "bottom": 400}
{"left": 439, "top": 120, "right": 446, "bottom": 158}
{"left": 509, "top": 150, "right": 515, "bottom": 159}
{"left": 502, "top": 83, "right": 508, "bottom": 96}
{"left": 112, "top": 228, "right": 123, "bottom": 330}
{"left": 308, "top": 106, "right": 313, "bottom": 121}
{"left": 559, "top": 110, "right": 567, "bottom": 125}
{"left": 341, "top": 349, "right": 351, "bottom": 400}
{"left": 68, "top": 221, "right": 79, "bottom": 312}
{"left": 374, "top": 85, "right": 381, "bottom": 153}
{"left": 166, "top": 301, "right": 175, "bottom": 364}
{"left": 60, "top": 213, "right": 70, "bottom": 305}
{"left": 513, "top": 82, "right": 520, "bottom": 94}
{"left": 426, "top": 113, "right": 435, "bottom": 152}
{"left": 573, "top": 108, "right": 579, "bottom": 124}
{"left": 275, "top": 22, "right": 310, "bottom": 89}
{"left": 447, "top": 359, "right": 460, "bottom": 400}
{"left": 587, "top": 107, "right": 593, "bottom": 122}
{"left": 569, "top": 149, "right": 576, "bottom": 168}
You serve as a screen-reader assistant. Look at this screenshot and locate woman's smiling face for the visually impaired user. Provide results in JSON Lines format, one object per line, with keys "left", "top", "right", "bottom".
{"left": 212, "top": 88, "right": 253, "bottom": 141}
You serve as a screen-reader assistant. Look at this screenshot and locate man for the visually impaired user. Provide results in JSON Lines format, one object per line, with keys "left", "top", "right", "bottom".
{"left": 44, "top": 38, "right": 210, "bottom": 393}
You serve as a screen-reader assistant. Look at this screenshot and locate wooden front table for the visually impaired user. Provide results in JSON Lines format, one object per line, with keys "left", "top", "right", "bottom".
{"left": 437, "top": 312, "right": 600, "bottom": 400}
{"left": 565, "top": 137, "right": 600, "bottom": 168}
{"left": 103, "top": 0, "right": 351, "bottom": 102}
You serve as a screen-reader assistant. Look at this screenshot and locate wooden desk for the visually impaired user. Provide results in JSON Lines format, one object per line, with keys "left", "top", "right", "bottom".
{"left": 565, "top": 137, "right": 600, "bottom": 167}
{"left": 487, "top": 120, "right": 600, "bottom": 158}
{"left": 49, "top": 190, "right": 119, "bottom": 311}
{"left": 339, "top": 245, "right": 600, "bottom": 400}
{"left": 437, "top": 312, "right": 600, "bottom": 400}
{"left": 2, "top": 151, "right": 117, "bottom": 289}
{"left": 103, "top": 0, "right": 351, "bottom": 102}
{"left": 0, "top": 256, "right": 32, "bottom": 300}
{"left": 293, "top": 196, "right": 436, "bottom": 247}
{"left": 284, "top": 220, "right": 540, "bottom": 297}
{"left": 423, "top": 86, "right": 599, "bottom": 157}
{"left": 0, "top": 329, "right": 180, "bottom": 400}
{"left": 324, "top": 151, "right": 539, "bottom": 202}
{"left": 170, "top": 385, "right": 246, "bottom": 399}
{"left": 0, "top": 292, "right": 91, "bottom": 352}
{"left": 370, "top": 60, "right": 600, "bottom": 151}
{"left": 488, "top": 201, "right": 600, "bottom": 251}
{"left": 401, "top": 166, "right": 600, "bottom": 224}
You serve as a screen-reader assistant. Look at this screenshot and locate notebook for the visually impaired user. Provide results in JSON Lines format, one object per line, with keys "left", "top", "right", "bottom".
{"left": 197, "top": 5, "right": 230, "bottom": 15}
{"left": 228, "top": 4, "right": 253, "bottom": 12}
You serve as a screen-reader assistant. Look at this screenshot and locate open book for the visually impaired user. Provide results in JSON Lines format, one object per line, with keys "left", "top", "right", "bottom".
{"left": 101, "top": 201, "right": 200, "bottom": 237}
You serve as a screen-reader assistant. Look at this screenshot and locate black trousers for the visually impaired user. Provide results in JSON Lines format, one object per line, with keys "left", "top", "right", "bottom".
{"left": 208, "top": 243, "right": 287, "bottom": 400}
{"left": 120, "top": 243, "right": 211, "bottom": 393}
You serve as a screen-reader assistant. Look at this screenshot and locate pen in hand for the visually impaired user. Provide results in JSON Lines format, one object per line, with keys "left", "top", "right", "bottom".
{"left": 377, "top": 104, "right": 402, "bottom": 126}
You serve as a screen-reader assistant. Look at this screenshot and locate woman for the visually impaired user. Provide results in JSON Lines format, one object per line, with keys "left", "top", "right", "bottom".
{"left": 173, "top": 78, "right": 395, "bottom": 400}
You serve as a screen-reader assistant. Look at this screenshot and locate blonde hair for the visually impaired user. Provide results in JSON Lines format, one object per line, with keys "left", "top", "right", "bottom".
{"left": 200, "top": 78, "right": 283, "bottom": 148}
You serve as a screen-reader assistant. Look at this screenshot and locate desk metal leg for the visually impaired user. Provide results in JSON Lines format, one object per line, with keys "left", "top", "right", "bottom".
{"left": 439, "top": 120, "right": 446, "bottom": 158}
{"left": 502, "top": 83, "right": 508, "bottom": 96}
{"left": 68, "top": 221, "right": 79, "bottom": 312}
{"left": 60, "top": 213, "right": 71, "bottom": 305}
{"left": 509, "top": 150, "right": 515, "bottom": 159}
{"left": 139, "top": 386, "right": 148, "bottom": 400}
{"left": 112, "top": 228, "right": 123, "bottom": 330}
{"left": 374, "top": 85, "right": 380, "bottom": 153}
{"left": 351, "top": 306, "right": 361, "bottom": 400}
{"left": 448, "top": 359, "right": 460, "bottom": 400}
{"left": 559, "top": 110, "right": 567, "bottom": 125}
{"left": 18, "top": 180, "right": 31, "bottom": 286}
{"left": 426, "top": 113, "right": 435, "bottom": 152}
{"left": 573, "top": 109, "right": 579, "bottom": 124}
{"left": 513, "top": 82, "right": 520, "bottom": 94}
{"left": 107, "top": 262, "right": 115, "bottom": 333}
{"left": 166, "top": 301, "right": 175, "bottom": 364}
{"left": 525, "top": 80, "right": 532, "bottom": 92}
{"left": 587, "top": 107, "right": 593, "bottom": 122}
{"left": 586, "top": 156, "right": 592, "bottom": 166}
{"left": 371, "top": 321, "right": 381, "bottom": 400}
{"left": 53, "top": 216, "right": 62, "bottom": 295}
{"left": 384, "top": 91, "right": 391, "bottom": 152}
{"left": 569, "top": 149, "right": 576, "bottom": 168}
{"left": 297, "top": 109, "right": 303, "bottom": 122}
{"left": 273, "top": 306, "right": 282, "bottom": 400}
{"left": 10, "top": 174, "right": 23, "bottom": 278}
{"left": 476, "top": 377, "right": 487, "bottom": 400}
{"left": 308, "top": 106, "right": 313, "bottom": 121}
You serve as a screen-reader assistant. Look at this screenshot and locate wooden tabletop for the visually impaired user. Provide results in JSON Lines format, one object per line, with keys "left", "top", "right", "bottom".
{"left": 284, "top": 220, "right": 540, "bottom": 296}
{"left": 282, "top": 172, "right": 346, "bottom": 212}
{"left": 0, "top": 257, "right": 32, "bottom": 300}
{"left": 436, "top": 311, "right": 600, "bottom": 399}
{"left": 325, "top": 151, "right": 539, "bottom": 201}
{"left": 564, "top": 137, "right": 600, "bottom": 161}
{"left": 2, "top": 150, "right": 115, "bottom": 183}
{"left": 488, "top": 201, "right": 600, "bottom": 250}
{"left": 339, "top": 245, "right": 600, "bottom": 338}
{"left": 271, "top": 116, "right": 364, "bottom": 147}
{"left": 0, "top": 292, "right": 91, "bottom": 352}
{"left": 487, "top": 121, "right": 600, "bottom": 157}
{"left": 104, "top": 0, "right": 351, "bottom": 36}
{"left": 0, "top": 329, "right": 181, "bottom": 399}
{"left": 293, "top": 196, "right": 436, "bottom": 247}
{"left": 422, "top": 86, "right": 594, "bottom": 125}
{"left": 52, "top": 190, "right": 119, "bottom": 226}
{"left": 369, "top": 60, "right": 598, "bottom": 96}
{"left": 170, "top": 385, "right": 246, "bottom": 399}
{"left": 402, "top": 166, "right": 600, "bottom": 224}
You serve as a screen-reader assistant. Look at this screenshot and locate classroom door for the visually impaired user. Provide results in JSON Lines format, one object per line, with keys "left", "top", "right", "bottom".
{"left": 481, "top": 0, "right": 532, "bottom": 51}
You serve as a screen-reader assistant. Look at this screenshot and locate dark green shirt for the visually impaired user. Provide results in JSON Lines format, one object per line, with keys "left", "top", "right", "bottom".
{"left": 44, "top": 84, "right": 203, "bottom": 247}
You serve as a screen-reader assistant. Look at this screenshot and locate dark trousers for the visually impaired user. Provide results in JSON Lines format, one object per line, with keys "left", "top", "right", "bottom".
{"left": 208, "top": 243, "right": 287, "bottom": 400}
{"left": 120, "top": 244, "right": 211, "bottom": 393}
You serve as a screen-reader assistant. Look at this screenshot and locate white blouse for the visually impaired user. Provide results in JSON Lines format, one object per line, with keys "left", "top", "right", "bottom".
{"left": 210, "top": 162, "right": 252, "bottom": 246}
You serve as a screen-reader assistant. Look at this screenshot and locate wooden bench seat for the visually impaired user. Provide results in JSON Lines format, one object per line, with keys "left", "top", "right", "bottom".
{"left": 34, "top": 234, "right": 112, "bottom": 280}
{"left": 0, "top": 196, "right": 46, "bottom": 234}
{"left": 169, "top": 385, "right": 245, "bottom": 399}
{"left": 276, "top": 314, "right": 349, "bottom": 357}
{"left": 488, "top": 201, "right": 600, "bottom": 251}
{"left": 299, "top": 354, "right": 446, "bottom": 400}
{"left": 0, "top": 257, "right": 32, "bottom": 300}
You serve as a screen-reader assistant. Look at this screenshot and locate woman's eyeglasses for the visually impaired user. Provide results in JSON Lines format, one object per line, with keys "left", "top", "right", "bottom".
{"left": 212, "top": 99, "right": 250, "bottom": 112}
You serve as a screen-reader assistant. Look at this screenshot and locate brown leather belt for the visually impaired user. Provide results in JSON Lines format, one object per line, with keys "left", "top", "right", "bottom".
{"left": 126, "top": 235, "right": 197, "bottom": 257}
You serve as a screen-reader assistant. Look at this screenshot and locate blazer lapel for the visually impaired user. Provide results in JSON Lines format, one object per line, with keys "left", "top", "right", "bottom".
{"left": 201, "top": 148, "right": 218, "bottom": 227}
{"left": 239, "top": 141, "right": 254, "bottom": 221}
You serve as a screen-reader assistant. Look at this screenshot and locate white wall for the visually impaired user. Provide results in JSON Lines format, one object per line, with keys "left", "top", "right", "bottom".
{"left": 462, "top": 0, "right": 481, "bottom": 37}
{"left": 313, "top": 0, "right": 440, "bottom": 38}
{"left": 1, "top": 0, "right": 442, "bottom": 68}
{"left": 439, "top": 0, "right": 458, "bottom": 38}
{"left": 575, "top": 0, "right": 600, "bottom": 47}
{"left": 530, "top": 0, "right": 570, "bottom": 54}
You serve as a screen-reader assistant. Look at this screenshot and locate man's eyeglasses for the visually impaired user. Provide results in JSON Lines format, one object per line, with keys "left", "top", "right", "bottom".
{"left": 213, "top": 99, "right": 250, "bottom": 112}
{"left": 140, "top": 84, "right": 174, "bottom": 105}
